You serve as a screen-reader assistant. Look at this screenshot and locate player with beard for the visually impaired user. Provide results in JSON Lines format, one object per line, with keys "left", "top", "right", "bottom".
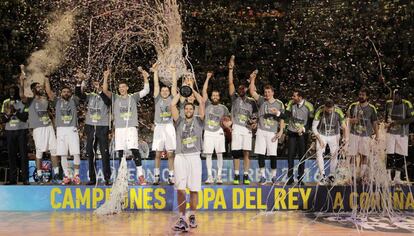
{"left": 19, "top": 67, "right": 60, "bottom": 184}
{"left": 249, "top": 74, "right": 285, "bottom": 185}
{"left": 1, "top": 84, "right": 29, "bottom": 185}
{"left": 151, "top": 63, "right": 177, "bottom": 185}
{"left": 285, "top": 89, "right": 314, "bottom": 185}
{"left": 384, "top": 90, "right": 414, "bottom": 184}
{"left": 46, "top": 83, "right": 81, "bottom": 185}
{"left": 347, "top": 87, "right": 379, "bottom": 183}
{"left": 312, "top": 98, "right": 347, "bottom": 185}
{"left": 202, "top": 71, "right": 231, "bottom": 184}
{"left": 103, "top": 67, "right": 150, "bottom": 185}
{"left": 228, "top": 56, "right": 258, "bottom": 185}
{"left": 75, "top": 69, "right": 112, "bottom": 185}
{"left": 170, "top": 84, "right": 205, "bottom": 232}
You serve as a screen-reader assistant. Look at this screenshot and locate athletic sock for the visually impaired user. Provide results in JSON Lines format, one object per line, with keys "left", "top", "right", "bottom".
{"left": 260, "top": 168, "right": 265, "bottom": 178}
{"left": 137, "top": 166, "right": 143, "bottom": 177}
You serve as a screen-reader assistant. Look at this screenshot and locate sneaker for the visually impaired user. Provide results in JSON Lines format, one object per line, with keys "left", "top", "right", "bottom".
{"left": 173, "top": 217, "right": 189, "bottom": 232}
{"left": 327, "top": 175, "right": 335, "bottom": 184}
{"left": 168, "top": 175, "right": 175, "bottom": 185}
{"left": 205, "top": 176, "right": 214, "bottom": 184}
{"left": 138, "top": 175, "right": 147, "bottom": 186}
{"left": 297, "top": 180, "right": 305, "bottom": 186}
{"left": 243, "top": 174, "right": 250, "bottom": 185}
{"left": 33, "top": 171, "right": 41, "bottom": 183}
{"left": 72, "top": 175, "right": 81, "bottom": 185}
{"left": 40, "top": 173, "right": 49, "bottom": 184}
{"left": 104, "top": 180, "right": 112, "bottom": 186}
{"left": 258, "top": 176, "right": 266, "bottom": 185}
{"left": 189, "top": 215, "right": 197, "bottom": 228}
{"left": 153, "top": 175, "right": 160, "bottom": 185}
{"left": 51, "top": 174, "right": 61, "bottom": 184}
{"left": 233, "top": 174, "right": 240, "bottom": 185}
{"left": 271, "top": 176, "right": 278, "bottom": 185}
{"left": 86, "top": 180, "right": 96, "bottom": 185}
{"left": 318, "top": 175, "right": 327, "bottom": 186}
{"left": 62, "top": 176, "right": 71, "bottom": 185}
{"left": 216, "top": 176, "right": 223, "bottom": 185}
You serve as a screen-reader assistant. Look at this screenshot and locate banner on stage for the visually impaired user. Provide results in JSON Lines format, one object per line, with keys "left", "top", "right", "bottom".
{"left": 1, "top": 185, "right": 414, "bottom": 212}
{"left": 28, "top": 159, "right": 326, "bottom": 183}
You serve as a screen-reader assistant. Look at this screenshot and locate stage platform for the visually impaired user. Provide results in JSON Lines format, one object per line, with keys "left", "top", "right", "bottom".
{"left": 1, "top": 184, "right": 414, "bottom": 212}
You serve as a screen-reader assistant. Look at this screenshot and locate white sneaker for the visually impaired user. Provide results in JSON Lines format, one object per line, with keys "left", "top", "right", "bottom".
{"left": 318, "top": 179, "right": 326, "bottom": 186}
{"left": 318, "top": 175, "right": 327, "bottom": 186}
{"left": 205, "top": 176, "right": 214, "bottom": 184}
{"left": 188, "top": 215, "right": 197, "bottom": 228}
{"left": 216, "top": 176, "right": 223, "bottom": 185}
{"left": 173, "top": 217, "right": 189, "bottom": 232}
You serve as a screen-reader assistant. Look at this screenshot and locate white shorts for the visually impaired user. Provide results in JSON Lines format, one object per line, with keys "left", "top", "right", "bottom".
{"left": 316, "top": 134, "right": 340, "bottom": 159}
{"left": 152, "top": 123, "right": 176, "bottom": 152}
{"left": 203, "top": 129, "right": 226, "bottom": 154}
{"left": 254, "top": 129, "right": 278, "bottom": 156}
{"left": 386, "top": 133, "right": 408, "bottom": 156}
{"left": 348, "top": 133, "right": 371, "bottom": 156}
{"left": 115, "top": 127, "right": 139, "bottom": 151}
{"left": 174, "top": 153, "right": 202, "bottom": 192}
{"left": 56, "top": 127, "right": 80, "bottom": 156}
{"left": 33, "top": 126, "right": 57, "bottom": 155}
{"left": 231, "top": 124, "right": 252, "bottom": 151}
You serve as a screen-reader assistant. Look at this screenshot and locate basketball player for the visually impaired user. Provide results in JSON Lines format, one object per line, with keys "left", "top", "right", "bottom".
{"left": 228, "top": 56, "right": 258, "bottom": 185}
{"left": 46, "top": 83, "right": 81, "bottom": 185}
{"left": 249, "top": 75, "right": 285, "bottom": 185}
{"left": 103, "top": 68, "right": 150, "bottom": 185}
{"left": 202, "top": 71, "right": 231, "bottom": 184}
{"left": 151, "top": 63, "right": 177, "bottom": 185}
{"left": 312, "top": 98, "right": 347, "bottom": 185}
{"left": 347, "top": 87, "right": 379, "bottom": 183}
{"left": 19, "top": 69, "right": 60, "bottom": 183}
{"left": 385, "top": 90, "right": 414, "bottom": 184}
{"left": 171, "top": 82, "right": 205, "bottom": 232}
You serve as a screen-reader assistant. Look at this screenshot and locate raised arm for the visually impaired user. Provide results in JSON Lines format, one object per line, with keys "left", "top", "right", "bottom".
{"left": 249, "top": 70, "right": 260, "bottom": 101}
{"left": 102, "top": 68, "right": 112, "bottom": 98}
{"left": 228, "top": 55, "right": 235, "bottom": 96}
{"left": 202, "top": 71, "right": 213, "bottom": 101}
{"left": 138, "top": 67, "right": 150, "bottom": 98}
{"left": 341, "top": 120, "right": 348, "bottom": 143}
{"left": 152, "top": 63, "right": 160, "bottom": 98}
{"left": 18, "top": 65, "right": 27, "bottom": 103}
{"left": 44, "top": 77, "right": 55, "bottom": 101}
{"left": 74, "top": 69, "right": 87, "bottom": 100}
{"left": 171, "top": 93, "right": 181, "bottom": 122}
{"left": 171, "top": 65, "right": 178, "bottom": 96}
{"left": 193, "top": 89, "right": 205, "bottom": 120}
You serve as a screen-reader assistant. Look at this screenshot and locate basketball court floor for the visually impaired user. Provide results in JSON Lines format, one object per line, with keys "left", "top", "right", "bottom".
{"left": 1, "top": 211, "right": 412, "bottom": 236}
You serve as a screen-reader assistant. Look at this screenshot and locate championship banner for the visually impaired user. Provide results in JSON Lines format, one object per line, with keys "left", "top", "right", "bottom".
{"left": 28, "top": 159, "right": 326, "bottom": 183}
{"left": 1, "top": 185, "right": 413, "bottom": 212}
